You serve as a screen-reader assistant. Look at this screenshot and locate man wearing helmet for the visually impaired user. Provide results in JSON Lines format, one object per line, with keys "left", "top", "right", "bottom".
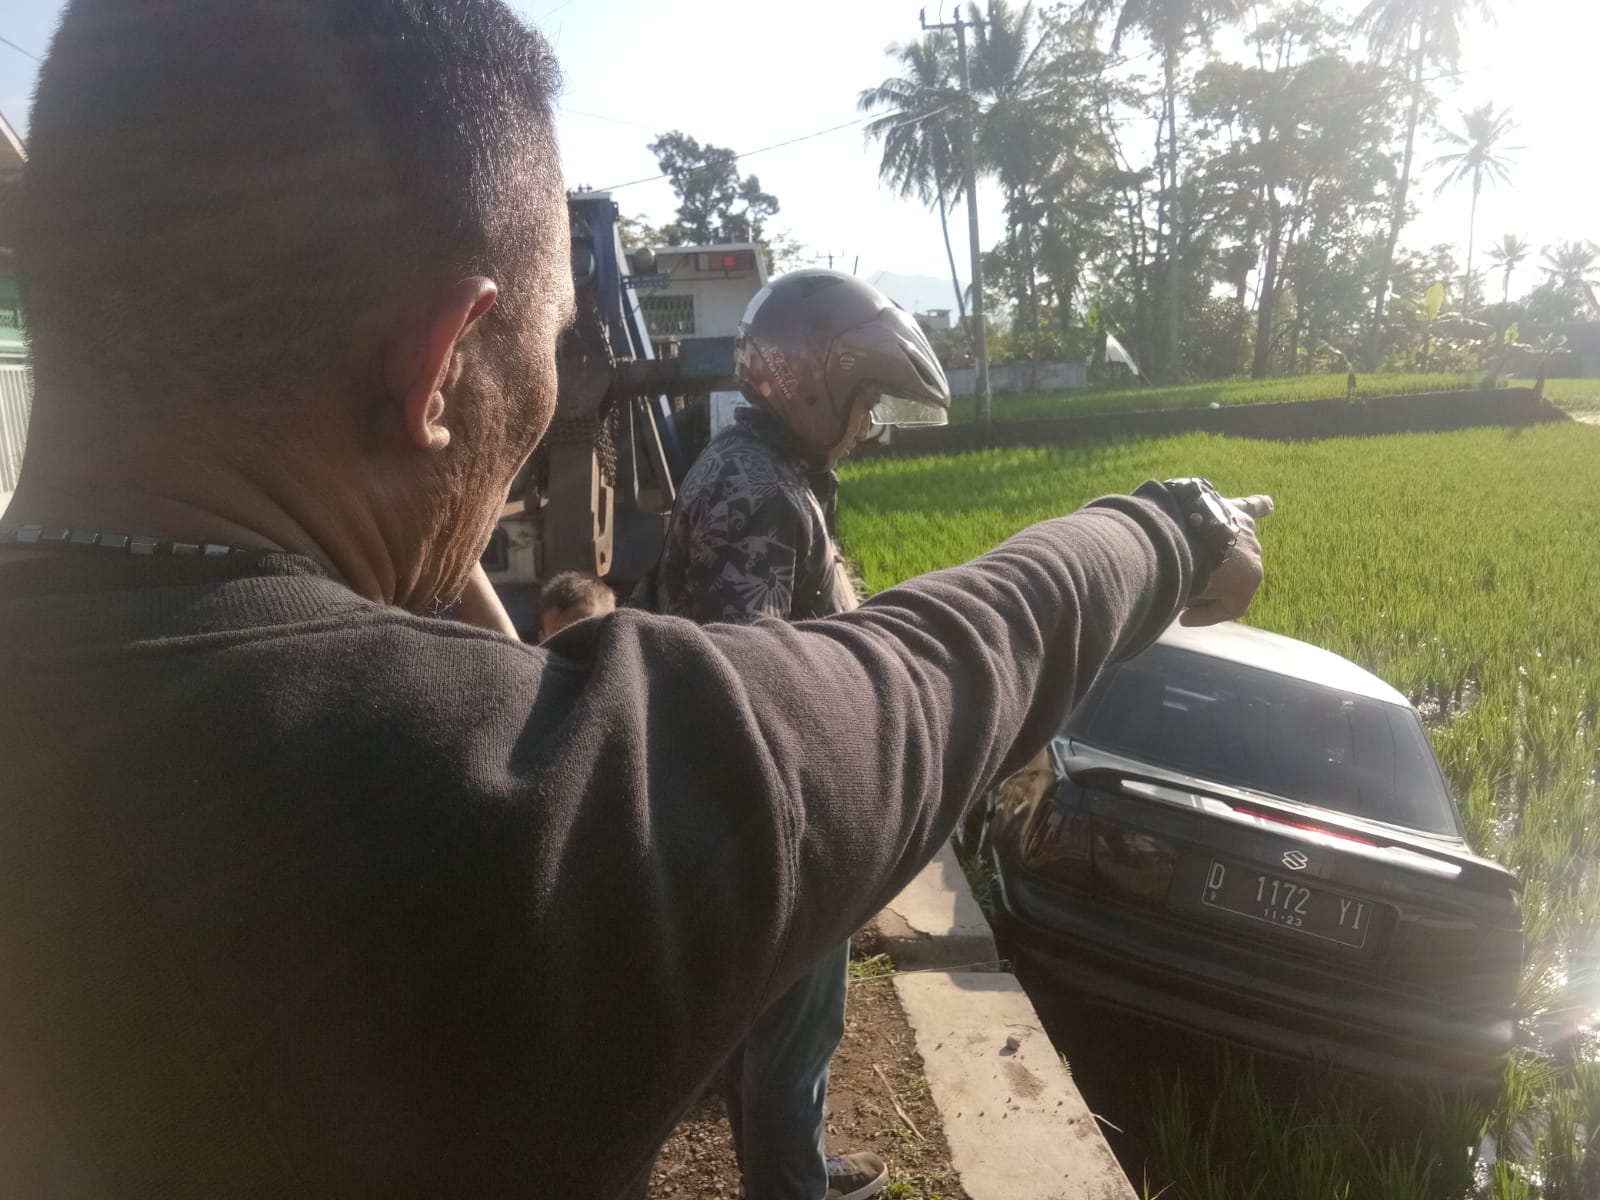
{"left": 643, "top": 271, "right": 951, "bottom": 1200}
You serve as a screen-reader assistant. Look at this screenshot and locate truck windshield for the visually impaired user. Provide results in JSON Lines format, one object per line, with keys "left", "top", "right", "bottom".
{"left": 1068, "top": 645, "right": 1460, "bottom": 837}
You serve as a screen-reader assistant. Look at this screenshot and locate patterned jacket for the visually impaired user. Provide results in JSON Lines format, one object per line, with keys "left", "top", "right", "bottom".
{"left": 651, "top": 409, "right": 857, "bottom": 624}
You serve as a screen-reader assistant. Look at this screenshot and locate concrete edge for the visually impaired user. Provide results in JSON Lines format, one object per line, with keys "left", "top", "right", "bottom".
{"left": 893, "top": 970, "right": 1135, "bottom": 1200}
{"left": 863, "top": 841, "right": 998, "bottom": 972}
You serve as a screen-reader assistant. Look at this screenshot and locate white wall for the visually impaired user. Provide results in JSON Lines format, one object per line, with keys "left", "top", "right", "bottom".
{"left": 946, "top": 361, "right": 1088, "bottom": 396}
{"left": 673, "top": 281, "right": 752, "bottom": 338}
{"left": 0, "top": 362, "right": 31, "bottom": 495}
{"left": 649, "top": 248, "right": 766, "bottom": 341}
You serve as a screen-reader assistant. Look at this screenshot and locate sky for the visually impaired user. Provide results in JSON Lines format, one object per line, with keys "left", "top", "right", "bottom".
{"left": 0, "top": 0, "right": 1592, "bottom": 312}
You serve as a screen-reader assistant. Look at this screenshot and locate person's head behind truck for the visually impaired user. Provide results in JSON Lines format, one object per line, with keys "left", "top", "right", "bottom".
{"left": 734, "top": 271, "right": 952, "bottom": 467}
{"left": 536, "top": 571, "right": 615, "bottom": 642}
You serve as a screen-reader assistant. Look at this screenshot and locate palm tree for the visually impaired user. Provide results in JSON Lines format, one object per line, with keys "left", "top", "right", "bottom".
{"left": 1542, "top": 240, "right": 1600, "bottom": 289}
{"left": 1357, "top": 0, "right": 1492, "bottom": 367}
{"left": 1485, "top": 234, "right": 1530, "bottom": 306}
{"left": 860, "top": 37, "right": 971, "bottom": 338}
{"left": 1540, "top": 240, "right": 1600, "bottom": 317}
{"left": 970, "top": 0, "right": 1056, "bottom": 342}
{"left": 1429, "top": 103, "right": 1518, "bottom": 310}
{"left": 1077, "top": 0, "right": 1247, "bottom": 376}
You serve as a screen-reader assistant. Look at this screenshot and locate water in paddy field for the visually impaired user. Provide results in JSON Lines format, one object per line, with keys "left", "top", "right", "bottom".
{"left": 1018, "top": 957, "right": 1600, "bottom": 1196}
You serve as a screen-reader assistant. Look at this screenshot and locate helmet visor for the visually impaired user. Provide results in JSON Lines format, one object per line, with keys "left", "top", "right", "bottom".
{"left": 870, "top": 392, "right": 949, "bottom": 428}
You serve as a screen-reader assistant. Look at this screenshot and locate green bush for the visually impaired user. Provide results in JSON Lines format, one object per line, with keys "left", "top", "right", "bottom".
{"left": 945, "top": 372, "right": 1489, "bottom": 425}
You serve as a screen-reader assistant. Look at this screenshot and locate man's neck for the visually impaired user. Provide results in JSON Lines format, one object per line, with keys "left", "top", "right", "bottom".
{"left": 735, "top": 407, "right": 834, "bottom": 473}
{"left": 3, "top": 440, "right": 403, "bottom": 605}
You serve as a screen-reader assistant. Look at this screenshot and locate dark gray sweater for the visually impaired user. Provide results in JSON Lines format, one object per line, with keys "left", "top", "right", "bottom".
{"left": 0, "top": 485, "right": 1195, "bottom": 1197}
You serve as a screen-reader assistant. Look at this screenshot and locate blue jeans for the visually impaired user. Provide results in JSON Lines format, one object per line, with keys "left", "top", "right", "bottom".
{"left": 721, "top": 942, "right": 850, "bottom": 1200}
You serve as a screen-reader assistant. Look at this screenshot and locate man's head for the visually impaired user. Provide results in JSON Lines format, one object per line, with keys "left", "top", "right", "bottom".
{"left": 536, "top": 571, "right": 615, "bottom": 642}
{"left": 734, "top": 270, "right": 950, "bottom": 467}
{"left": 18, "top": 0, "right": 574, "bottom": 610}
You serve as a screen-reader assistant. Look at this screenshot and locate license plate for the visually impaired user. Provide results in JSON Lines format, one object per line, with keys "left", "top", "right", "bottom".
{"left": 1199, "top": 859, "right": 1373, "bottom": 949}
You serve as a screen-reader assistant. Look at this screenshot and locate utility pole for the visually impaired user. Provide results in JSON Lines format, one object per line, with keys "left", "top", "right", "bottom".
{"left": 921, "top": 5, "right": 991, "bottom": 438}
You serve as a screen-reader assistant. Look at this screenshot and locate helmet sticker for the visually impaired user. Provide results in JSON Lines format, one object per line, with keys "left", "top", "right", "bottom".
{"left": 756, "top": 342, "right": 802, "bottom": 403}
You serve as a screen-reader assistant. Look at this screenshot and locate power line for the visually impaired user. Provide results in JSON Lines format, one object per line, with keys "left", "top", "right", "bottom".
{"left": 589, "top": 45, "right": 1480, "bottom": 194}
{"left": 0, "top": 33, "right": 41, "bottom": 62}
{"left": 560, "top": 105, "right": 659, "bottom": 132}
{"left": 596, "top": 116, "right": 876, "bottom": 192}
{"left": 532, "top": 0, "right": 582, "bottom": 22}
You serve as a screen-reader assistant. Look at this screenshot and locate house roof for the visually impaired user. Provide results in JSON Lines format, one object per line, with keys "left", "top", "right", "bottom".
{"left": 0, "top": 110, "right": 22, "bottom": 260}
{"left": 0, "top": 109, "right": 23, "bottom": 172}
{"left": 653, "top": 243, "right": 762, "bottom": 258}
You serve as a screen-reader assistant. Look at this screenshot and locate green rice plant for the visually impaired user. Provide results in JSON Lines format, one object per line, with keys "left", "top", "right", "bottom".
{"left": 954, "top": 845, "right": 999, "bottom": 917}
{"left": 945, "top": 372, "right": 1492, "bottom": 425}
{"left": 1539, "top": 1087, "right": 1584, "bottom": 1199}
{"left": 848, "top": 952, "right": 896, "bottom": 982}
{"left": 1148, "top": 1072, "right": 1267, "bottom": 1200}
{"left": 840, "top": 422, "right": 1600, "bottom": 1197}
{"left": 1574, "top": 1057, "right": 1600, "bottom": 1148}
{"left": 1488, "top": 1159, "right": 1534, "bottom": 1200}
{"left": 1361, "top": 1136, "right": 1437, "bottom": 1200}
{"left": 1424, "top": 1090, "right": 1491, "bottom": 1200}
{"left": 1147, "top": 1055, "right": 1469, "bottom": 1199}
{"left": 1573, "top": 1058, "right": 1600, "bottom": 1198}
{"left": 1515, "top": 377, "right": 1600, "bottom": 413}
{"left": 1487, "top": 1053, "right": 1557, "bottom": 1158}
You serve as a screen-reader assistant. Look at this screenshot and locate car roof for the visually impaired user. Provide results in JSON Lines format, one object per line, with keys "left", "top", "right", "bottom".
{"left": 1152, "top": 621, "right": 1411, "bottom": 708}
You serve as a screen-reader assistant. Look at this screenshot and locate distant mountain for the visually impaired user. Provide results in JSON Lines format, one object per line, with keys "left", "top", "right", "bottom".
{"left": 866, "top": 270, "right": 964, "bottom": 318}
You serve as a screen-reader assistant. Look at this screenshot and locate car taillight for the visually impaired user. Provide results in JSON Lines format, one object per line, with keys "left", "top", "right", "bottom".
{"left": 1019, "top": 786, "right": 1093, "bottom": 892}
{"left": 1091, "top": 816, "right": 1177, "bottom": 909}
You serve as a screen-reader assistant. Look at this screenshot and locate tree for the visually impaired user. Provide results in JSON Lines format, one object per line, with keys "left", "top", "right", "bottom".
{"left": 1541, "top": 240, "right": 1600, "bottom": 294}
{"left": 1428, "top": 103, "right": 1518, "bottom": 310}
{"left": 1189, "top": 7, "right": 1395, "bottom": 377}
{"left": 1485, "top": 233, "right": 1530, "bottom": 306}
{"left": 1357, "top": 0, "right": 1492, "bottom": 367}
{"left": 617, "top": 213, "right": 665, "bottom": 250}
{"left": 859, "top": 35, "right": 970, "bottom": 336}
{"left": 646, "top": 131, "right": 779, "bottom": 247}
{"left": 970, "top": 0, "right": 1053, "bottom": 341}
{"left": 1078, "top": 0, "right": 1247, "bottom": 378}
{"left": 973, "top": 2, "right": 1117, "bottom": 350}
{"left": 1535, "top": 239, "right": 1600, "bottom": 321}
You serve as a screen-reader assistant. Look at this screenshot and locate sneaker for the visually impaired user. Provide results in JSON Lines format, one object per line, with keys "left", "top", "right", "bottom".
{"left": 825, "top": 1151, "right": 889, "bottom": 1200}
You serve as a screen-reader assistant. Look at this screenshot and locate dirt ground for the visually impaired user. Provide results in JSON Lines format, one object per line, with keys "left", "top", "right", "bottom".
{"left": 646, "top": 958, "right": 970, "bottom": 1200}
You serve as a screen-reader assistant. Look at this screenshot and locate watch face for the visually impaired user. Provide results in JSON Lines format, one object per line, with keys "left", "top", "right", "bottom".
{"left": 1198, "top": 490, "right": 1234, "bottom": 527}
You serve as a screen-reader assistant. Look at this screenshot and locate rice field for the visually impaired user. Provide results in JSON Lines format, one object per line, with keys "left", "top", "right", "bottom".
{"left": 840, "top": 424, "right": 1600, "bottom": 1197}
{"left": 946, "top": 371, "right": 1487, "bottom": 425}
{"left": 1521, "top": 378, "right": 1600, "bottom": 414}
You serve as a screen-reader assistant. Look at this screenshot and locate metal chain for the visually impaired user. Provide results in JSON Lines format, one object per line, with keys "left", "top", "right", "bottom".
{"left": 0, "top": 522, "right": 255, "bottom": 557}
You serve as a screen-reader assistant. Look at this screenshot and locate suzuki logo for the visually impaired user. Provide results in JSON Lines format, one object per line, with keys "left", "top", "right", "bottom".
{"left": 1282, "top": 850, "right": 1310, "bottom": 871}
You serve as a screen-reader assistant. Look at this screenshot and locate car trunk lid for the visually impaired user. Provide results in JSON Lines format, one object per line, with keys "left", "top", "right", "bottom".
{"left": 1062, "top": 742, "right": 1522, "bottom": 1011}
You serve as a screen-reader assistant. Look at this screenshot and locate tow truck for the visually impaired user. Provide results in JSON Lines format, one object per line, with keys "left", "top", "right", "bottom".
{"left": 482, "top": 190, "right": 766, "bottom": 629}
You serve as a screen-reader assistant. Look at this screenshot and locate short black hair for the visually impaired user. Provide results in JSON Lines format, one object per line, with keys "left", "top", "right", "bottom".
{"left": 537, "top": 571, "right": 615, "bottom": 620}
{"left": 20, "top": 0, "right": 561, "bottom": 403}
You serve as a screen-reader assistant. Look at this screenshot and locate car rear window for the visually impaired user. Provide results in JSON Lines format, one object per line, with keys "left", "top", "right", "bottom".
{"left": 1069, "top": 646, "right": 1460, "bottom": 837}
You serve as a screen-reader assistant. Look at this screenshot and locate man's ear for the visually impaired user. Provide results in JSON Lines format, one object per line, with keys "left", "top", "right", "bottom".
{"left": 387, "top": 277, "right": 499, "bottom": 452}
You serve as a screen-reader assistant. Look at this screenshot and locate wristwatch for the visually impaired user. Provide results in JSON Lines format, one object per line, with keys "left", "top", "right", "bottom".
{"left": 1161, "top": 477, "right": 1239, "bottom": 585}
